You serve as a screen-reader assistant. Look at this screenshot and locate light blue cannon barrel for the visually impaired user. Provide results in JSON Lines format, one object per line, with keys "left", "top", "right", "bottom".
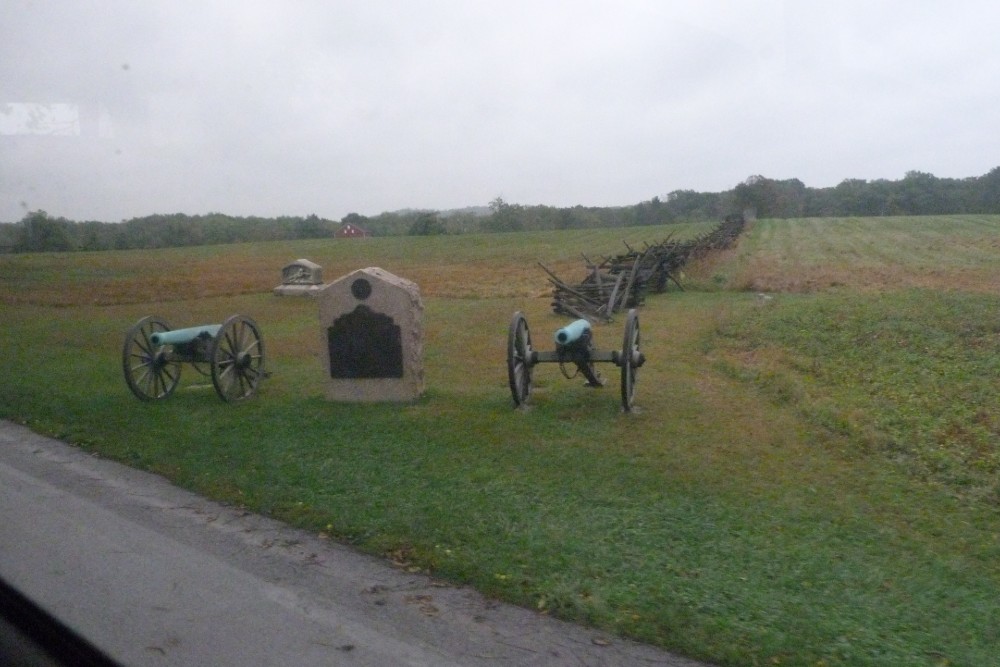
{"left": 554, "top": 319, "right": 592, "bottom": 346}
{"left": 150, "top": 324, "right": 222, "bottom": 346}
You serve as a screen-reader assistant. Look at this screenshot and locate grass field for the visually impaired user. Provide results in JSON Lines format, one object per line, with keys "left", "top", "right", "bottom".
{"left": 2, "top": 216, "right": 999, "bottom": 666}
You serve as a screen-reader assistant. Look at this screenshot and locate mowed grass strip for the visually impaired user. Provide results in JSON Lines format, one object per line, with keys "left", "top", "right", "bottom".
{"left": 2, "top": 217, "right": 1000, "bottom": 666}
{"left": 700, "top": 214, "right": 1000, "bottom": 294}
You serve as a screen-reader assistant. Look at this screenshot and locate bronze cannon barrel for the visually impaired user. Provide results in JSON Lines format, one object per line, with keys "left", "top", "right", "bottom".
{"left": 554, "top": 318, "right": 591, "bottom": 347}
{"left": 149, "top": 324, "right": 222, "bottom": 347}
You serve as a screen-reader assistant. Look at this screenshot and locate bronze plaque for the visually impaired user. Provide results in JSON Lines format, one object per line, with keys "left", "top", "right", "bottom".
{"left": 327, "top": 306, "right": 403, "bottom": 378}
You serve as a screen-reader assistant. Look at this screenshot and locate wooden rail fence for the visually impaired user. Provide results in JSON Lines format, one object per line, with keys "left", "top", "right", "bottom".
{"left": 543, "top": 214, "right": 747, "bottom": 321}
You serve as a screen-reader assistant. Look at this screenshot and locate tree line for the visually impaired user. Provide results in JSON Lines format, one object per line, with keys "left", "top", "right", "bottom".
{"left": 0, "top": 212, "right": 340, "bottom": 253}
{"left": 732, "top": 167, "right": 1000, "bottom": 219}
{"left": 3, "top": 167, "right": 999, "bottom": 253}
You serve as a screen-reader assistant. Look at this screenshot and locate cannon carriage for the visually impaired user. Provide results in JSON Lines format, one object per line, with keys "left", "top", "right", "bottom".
{"left": 507, "top": 309, "right": 645, "bottom": 412}
{"left": 122, "top": 314, "right": 265, "bottom": 402}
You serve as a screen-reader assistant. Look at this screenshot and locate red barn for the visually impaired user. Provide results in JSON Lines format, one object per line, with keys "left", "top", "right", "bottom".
{"left": 335, "top": 223, "right": 371, "bottom": 238}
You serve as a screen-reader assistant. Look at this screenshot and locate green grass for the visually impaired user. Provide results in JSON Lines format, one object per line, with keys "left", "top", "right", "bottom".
{"left": 3, "top": 217, "right": 1000, "bottom": 666}
{"left": 711, "top": 290, "right": 1000, "bottom": 504}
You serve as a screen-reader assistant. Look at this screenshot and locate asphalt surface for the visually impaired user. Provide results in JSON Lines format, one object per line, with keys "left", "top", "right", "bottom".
{"left": 0, "top": 420, "right": 707, "bottom": 666}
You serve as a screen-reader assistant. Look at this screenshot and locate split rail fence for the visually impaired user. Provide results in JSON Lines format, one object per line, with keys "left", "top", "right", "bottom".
{"left": 541, "top": 213, "right": 747, "bottom": 321}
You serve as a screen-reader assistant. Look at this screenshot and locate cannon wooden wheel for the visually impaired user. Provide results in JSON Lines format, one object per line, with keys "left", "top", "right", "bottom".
{"left": 507, "top": 311, "right": 534, "bottom": 407}
{"left": 619, "top": 308, "right": 642, "bottom": 412}
{"left": 210, "top": 314, "right": 265, "bottom": 402}
{"left": 122, "top": 315, "right": 181, "bottom": 401}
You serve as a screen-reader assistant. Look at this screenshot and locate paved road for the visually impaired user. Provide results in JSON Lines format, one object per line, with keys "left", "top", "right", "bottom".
{"left": 0, "top": 421, "right": 706, "bottom": 666}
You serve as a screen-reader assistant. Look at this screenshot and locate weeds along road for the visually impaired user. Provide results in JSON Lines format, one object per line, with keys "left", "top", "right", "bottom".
{"left": 0, "top": 420, "right": 707, "bottom": 667}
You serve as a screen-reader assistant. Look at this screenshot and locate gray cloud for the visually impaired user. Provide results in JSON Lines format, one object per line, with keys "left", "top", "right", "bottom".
{"left": 2, "top": 0, "right": 999, "bottom": 222}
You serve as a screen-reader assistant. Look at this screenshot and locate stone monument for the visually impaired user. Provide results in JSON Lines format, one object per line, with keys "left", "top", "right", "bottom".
{"left": 317, "top": 267, "right": 424, "bottom": 402}
{"left": 274, "top": 258, "right": 323, "bottom": 296}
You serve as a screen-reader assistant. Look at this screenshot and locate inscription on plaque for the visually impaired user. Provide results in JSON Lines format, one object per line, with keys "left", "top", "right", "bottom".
{"left": 327, "top": 305, "right": 403, "bottom": 378}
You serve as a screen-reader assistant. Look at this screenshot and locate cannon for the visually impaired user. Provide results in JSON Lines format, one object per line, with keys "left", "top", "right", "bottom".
{"left": 122, "top": 314, "right": 265, "bottom": 402}
{"left": 506, "top": 309, "right": 645, "bottom": 412}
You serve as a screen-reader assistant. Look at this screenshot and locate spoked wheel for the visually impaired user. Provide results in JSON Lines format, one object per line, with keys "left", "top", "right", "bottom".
{"left": 507, "top": 311, "right": 534, "bottom": 407}
{"left": 620, "top": 309, "right": 644, "bottom": 412}
{"left": 211, "top": 314, "right": 265, "bottom": 402}
{"left": 190, "top": 361, "right": 212, "bottom": 378}
{"left": 122, "top": 316, "right": 180, "bottom": 401}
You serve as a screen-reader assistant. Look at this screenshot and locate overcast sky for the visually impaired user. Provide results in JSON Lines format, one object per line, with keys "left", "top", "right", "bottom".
{"left": 2, "top": 1, "right": 999, "bottom": 223}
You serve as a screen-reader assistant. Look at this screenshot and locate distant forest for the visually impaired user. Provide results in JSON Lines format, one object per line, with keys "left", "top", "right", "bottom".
{"left": 3, "top": 167, "right": 1000, "bottom": 253}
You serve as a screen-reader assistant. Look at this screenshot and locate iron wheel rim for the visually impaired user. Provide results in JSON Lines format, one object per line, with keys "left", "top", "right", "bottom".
{"left": 211, "top": 315, "right": 265, "bottom": 402}
{"left": 122, "top": 316, "right": 180, "bottom": 400}
{"left": 620, "top": 309, "right": 640, "bottom": 412}
{"left": 507, "top": 312, "right": 533, "bottom": 407}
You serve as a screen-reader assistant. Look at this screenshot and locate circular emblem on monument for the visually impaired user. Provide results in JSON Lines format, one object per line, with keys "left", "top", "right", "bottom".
{"left": 351, "top": 278, "right": 372, "bottom": 300}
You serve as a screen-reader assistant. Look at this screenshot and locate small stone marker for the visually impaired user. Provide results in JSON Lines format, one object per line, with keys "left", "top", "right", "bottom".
{"left": 274, "top": 258, "right": 323, "bottom": 296}
{"left": 318, "top": 267, "right": 424, "bottom": 402}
